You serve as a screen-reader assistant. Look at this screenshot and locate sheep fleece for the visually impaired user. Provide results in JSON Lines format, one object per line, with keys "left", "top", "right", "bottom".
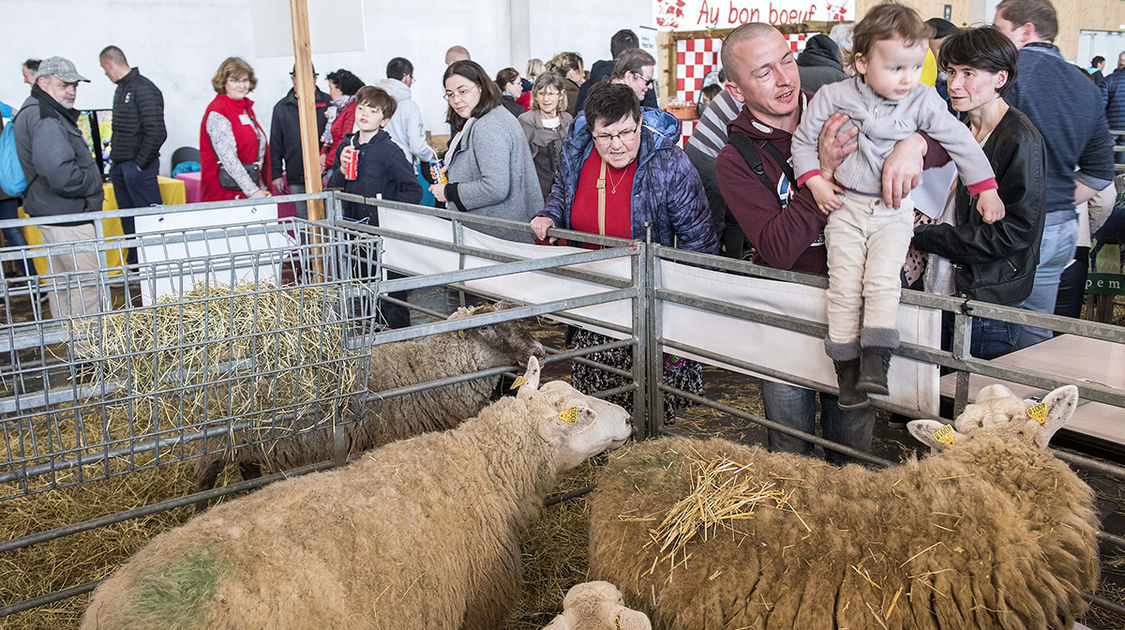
{"left": 589, "top": 436, "right": 1098, "bottom": 630}
{"left": 81, "top": 395, "right": 564, "bottom": 630}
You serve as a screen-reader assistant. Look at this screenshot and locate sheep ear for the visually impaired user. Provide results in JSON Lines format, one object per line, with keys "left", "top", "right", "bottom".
{"left": 540, "top": 405, "right": 596, "bottom": 442}
{"left": 516, "top": 355, "right": 541, "bottom": 399}
{"left": 908, "top": 419, "right": 964, "bottom": 451}
{"left": 1037, "top": 384, "right": 1079, "bottom": 443}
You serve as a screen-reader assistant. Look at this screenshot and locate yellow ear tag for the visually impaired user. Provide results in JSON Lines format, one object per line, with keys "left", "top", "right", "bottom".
{"left": 1026, "top": 402, "right": 1048, "bottom": 424}
{"left": 511, "top": 375, "right": 527, "bottom": 389}
{"left": 457, "top": 330, "right": 466, "bottom": 340}
{"left": 933, "top": 424, "right": 956, "bottom": 446}
{"left": 558, "top": 407, "right": 579, "bottom": 424}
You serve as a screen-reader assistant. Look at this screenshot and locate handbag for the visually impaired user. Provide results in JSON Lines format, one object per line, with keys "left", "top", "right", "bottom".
{"left": 218, "top": 161, "right": 261, "bottom": 191}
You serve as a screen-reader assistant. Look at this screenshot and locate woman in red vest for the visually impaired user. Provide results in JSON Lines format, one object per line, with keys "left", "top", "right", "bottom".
{"left": 199, "top": 57, "right": 271, "bottom": 202}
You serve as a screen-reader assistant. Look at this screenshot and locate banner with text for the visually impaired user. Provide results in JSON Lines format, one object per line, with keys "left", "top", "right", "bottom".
{"left": 655, "top": 0, "right": 852, "bottom": 30}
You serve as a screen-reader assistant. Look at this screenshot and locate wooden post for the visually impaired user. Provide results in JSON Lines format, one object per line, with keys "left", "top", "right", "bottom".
{"left": 288, "top": 0, "right": 323, "bottom": 222}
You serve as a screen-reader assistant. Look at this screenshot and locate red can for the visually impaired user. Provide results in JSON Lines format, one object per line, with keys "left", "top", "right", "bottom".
{"left": 340, "top": 144, "right": 359, "bottom": 181}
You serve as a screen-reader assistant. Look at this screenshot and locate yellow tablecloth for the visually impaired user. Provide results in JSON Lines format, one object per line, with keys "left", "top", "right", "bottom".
{"left": 20, "top": 176, "right": 186, "bottom": 274}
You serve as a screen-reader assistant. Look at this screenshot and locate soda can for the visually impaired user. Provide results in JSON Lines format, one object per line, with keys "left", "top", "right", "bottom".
{"left": 431, "top": 158, "right": 448, "bottom": 184}
{"left": 341, "top": 145, "right": 359, "bottom": 181}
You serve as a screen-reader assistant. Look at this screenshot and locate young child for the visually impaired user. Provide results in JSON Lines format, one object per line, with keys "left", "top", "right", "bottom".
{"left": 328, "top": 85, "right": 423, "bottom": 221}
{"left": 327, "top": 86, "right": 423, "bottom": 330}
{"left": 790, "top": 3, "right": 1004, "bottom": 408}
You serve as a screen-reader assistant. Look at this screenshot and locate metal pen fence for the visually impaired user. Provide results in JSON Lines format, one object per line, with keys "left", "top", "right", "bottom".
{"left": 2, "top": 191, "right": 1125, "bottom": 620}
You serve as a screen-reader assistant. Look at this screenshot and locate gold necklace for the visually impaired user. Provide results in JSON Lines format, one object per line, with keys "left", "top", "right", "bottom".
{"left": 606, "top": 161, "right": 630, "bottom": 194}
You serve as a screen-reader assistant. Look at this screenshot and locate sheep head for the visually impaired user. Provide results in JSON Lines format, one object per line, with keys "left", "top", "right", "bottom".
{"left": 542, "top": 581, "right": 652, "bottom": 630}
{"left": 449, "top": 301, "right": 547, "bottom": 366}
{"left": 908, "top": 384, "right": 1079, "bottom": 451}
{"left": 516, "top": 357, "right": 632, "bottom": 472}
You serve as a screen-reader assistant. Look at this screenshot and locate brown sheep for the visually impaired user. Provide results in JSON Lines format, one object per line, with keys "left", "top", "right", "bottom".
{"left": 194, "top": 300, "right": 546, "bottom": 498}
{"left": 81, "top": 356, "right": 632, "bottom": 630}
{"left": 588, "top": 384, "right": 1098, "bottom": 629}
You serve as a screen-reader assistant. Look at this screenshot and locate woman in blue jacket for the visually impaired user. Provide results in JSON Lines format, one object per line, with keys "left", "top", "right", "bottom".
{"left": 530, "top": 82, "right": 716, "bottom": 422}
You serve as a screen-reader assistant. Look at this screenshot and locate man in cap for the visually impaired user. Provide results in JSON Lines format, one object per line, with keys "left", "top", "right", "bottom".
{"left": 13, "top": 56, "right": 105, "bottom": 319}
{"left": 269, "top": 62, "right": 329, "bottom": 218}
{"left": 99, "top": 45, "right": 166, "bottom": 265}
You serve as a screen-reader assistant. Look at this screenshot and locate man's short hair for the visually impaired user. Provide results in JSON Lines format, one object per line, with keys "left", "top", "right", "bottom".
{"left": 98, "top": 45, "right": 128, "bottom": 66}
{"left": 996, "top": 0, "right": 1058, "bottom": 43}
{"left": 444, "top": 46, "right": 471, "bottom": 65}
{"left": 925, "top": 18, "right": 958, "bottom": 40}
{"left": 610, "top": 49, "right": 655, "bottom": 80}
{"left": 720, "top": 22, "right": 781, "bottom": 85}
{"left": 610, "top": 29, "right": 640, "bottom": 59}
{"left": 24, "top": 59, "right": 40, "bottom": 73}
{"left": 584, "top": 82, "right": 640, "bottom": 128}
{"left": 354, "top": 85, "right": 397, "bottom": 119}
{"left": 938, "top": 26, "right": 1020, "bottom": 98}
{"left": 387, "top": 57, "right": 413, "bottom": 81}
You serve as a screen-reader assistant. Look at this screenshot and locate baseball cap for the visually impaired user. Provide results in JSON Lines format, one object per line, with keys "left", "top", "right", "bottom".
{"left": 37, "top": 56, "right": 90, "bottom": 83}
{"left": 925, "top": 18, "right": 959, "bottom": 39}
{"left": 290, "top": 63, "right": 318, "bottom": 76}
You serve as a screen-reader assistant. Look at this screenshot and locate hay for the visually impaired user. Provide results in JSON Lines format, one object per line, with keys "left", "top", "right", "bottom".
{"left": 80, "top": 280, "right": 361, "bottom": 435}
{"left": 630, "top": 455, "right": 805, "bottom": 575}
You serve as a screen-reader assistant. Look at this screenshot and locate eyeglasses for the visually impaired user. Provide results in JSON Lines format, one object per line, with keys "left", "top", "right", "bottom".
{"left": 631, "top": 72, "right": 655, "bottom": 87}
{"left": 443, "top": 85, "right": 479, "bottom": 102}
{"left": 592, "top": 123, "right": 640, "bottom": 144}
{"left": 228, "top": 77, "right": 252, "bottom": 85}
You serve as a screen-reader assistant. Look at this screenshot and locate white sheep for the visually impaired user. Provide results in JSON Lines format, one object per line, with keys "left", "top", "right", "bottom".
{"left": 81, "top": 356, "right": 632, "bottom": 630}
{"left": 543, "top": 581, "right": 652, "bottom": 630}
{"left": 194, "top": 300, "right": 546, "bottom": 498}
{"left": 588, "top": 384, "right": 1098, "bottom": 629}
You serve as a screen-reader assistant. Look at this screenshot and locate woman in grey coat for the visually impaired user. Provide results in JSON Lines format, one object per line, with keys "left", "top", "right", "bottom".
{"left": 430, "top": 60, "right": 542, "bottom": 243}
{"left": 518, "top": 72, "right": 573, "bottom": 201}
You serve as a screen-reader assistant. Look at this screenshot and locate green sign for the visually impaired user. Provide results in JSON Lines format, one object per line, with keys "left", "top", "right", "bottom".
{"left": 1085, "top": 273, "right": 1125, "bottom": 295}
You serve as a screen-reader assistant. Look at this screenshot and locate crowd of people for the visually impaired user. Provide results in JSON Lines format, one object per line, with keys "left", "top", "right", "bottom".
{"left": 0, "top": 0, "right": 1118, "bottom": 463}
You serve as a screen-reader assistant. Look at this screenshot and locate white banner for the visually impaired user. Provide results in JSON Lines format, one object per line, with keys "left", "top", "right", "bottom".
{"left": 655, "top": 0, "right": 853, "bottom": 31}
{"left": 378, "top": 207, "right": 940, "bottom": 415}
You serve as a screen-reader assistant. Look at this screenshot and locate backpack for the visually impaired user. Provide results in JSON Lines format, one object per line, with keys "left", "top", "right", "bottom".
{"left": 0, "top": 115, "right": 27, "bottom": 197}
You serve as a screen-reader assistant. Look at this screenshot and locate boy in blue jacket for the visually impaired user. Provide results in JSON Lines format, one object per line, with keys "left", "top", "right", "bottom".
{"left": 328, "top": 86, "right": 422, "bottom": 328}
{"left": 328, "top": 85, "right": 423, "bottom": 220}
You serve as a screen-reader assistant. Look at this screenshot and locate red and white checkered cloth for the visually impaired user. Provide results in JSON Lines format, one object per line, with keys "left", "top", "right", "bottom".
{"left": 674, "top": 34, "right": 807, "bottom": 104}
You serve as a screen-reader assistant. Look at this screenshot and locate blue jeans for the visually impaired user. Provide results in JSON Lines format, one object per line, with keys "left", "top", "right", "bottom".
{"left": 1016, "top": 214, "right": 1078, "bottom": 348}
{"left": 0, "top": 197, "right": 27, "bottom": 249}
{"left": 970, "top": 317, "right": 1021, "bottom": 360}
{"left": 761, "top": 379, "right": 875, "bottom": 466}
{"left": 110, "top": 160, "right": 162, "bottom": 266}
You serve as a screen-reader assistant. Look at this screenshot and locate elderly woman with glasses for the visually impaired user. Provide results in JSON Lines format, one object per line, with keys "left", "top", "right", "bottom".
{"left": 429, "top": 60, "right": 542, "bottom": 243}
{"left": 530, "top": 82, "right": 716, "bottom": 420}
{"left": 199, "top": 57, "right": 271, "bottom": 202}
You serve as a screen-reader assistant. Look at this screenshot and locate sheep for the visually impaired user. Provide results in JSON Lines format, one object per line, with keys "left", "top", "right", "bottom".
{"left": 81, "top": 356, "right": 632, "bottom": 630}
{"left": 543, "top": 581, "right": 653, "bottom": 630}
{"left": 587, "top": 384, "right": 1098, "bottom": 629}
{"left": 194, "top": 300, "right": 546, "bottom": 498}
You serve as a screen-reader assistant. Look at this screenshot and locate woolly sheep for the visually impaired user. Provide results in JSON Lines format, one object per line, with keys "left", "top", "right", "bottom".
{"left": 195, "top": 300, "right": 546, "bottom": 497}
{"left": 543, "top": 581, "right": 653, "bottom": 630}
{"left": 588, "top": 384, "right": 1097, "bottom": 629}
{"left": 81, "top": 356, "right": 632, "bottom": 630}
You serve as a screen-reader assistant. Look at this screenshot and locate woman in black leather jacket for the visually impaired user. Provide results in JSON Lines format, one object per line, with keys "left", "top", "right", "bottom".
{"left": 911, "top": 26, "right": 1047, "bottom": 360}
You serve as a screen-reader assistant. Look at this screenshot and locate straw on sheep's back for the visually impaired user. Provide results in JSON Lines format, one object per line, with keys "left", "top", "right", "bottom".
{"left": 588, "top": 436, "right": 1098, "bottom": 630}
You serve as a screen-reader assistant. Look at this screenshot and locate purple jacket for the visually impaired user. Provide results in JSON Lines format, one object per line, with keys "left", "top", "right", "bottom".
{"left": 537, "top": 115, "right": 717, "bottom": 254}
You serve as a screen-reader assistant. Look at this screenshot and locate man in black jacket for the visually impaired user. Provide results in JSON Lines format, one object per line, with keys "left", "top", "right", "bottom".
{"left": 270, "top": 65, "right": 329, "bottom": 219}
{"left": 100, "top": 45, "right": 166, "bottom": 265}
{"left": 576, "top": 29, "right": 658, "bottom": 112}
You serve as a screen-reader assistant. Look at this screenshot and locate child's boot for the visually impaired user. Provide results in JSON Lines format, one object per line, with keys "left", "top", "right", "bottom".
{"left": 857, "top": 328, "right": 898, "bottom": 396}
{"left": 832, "top": 359, "right": 869, "bottom": 409}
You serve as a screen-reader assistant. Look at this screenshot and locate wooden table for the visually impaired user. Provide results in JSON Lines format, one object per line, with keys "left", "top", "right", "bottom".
{"left": 938, "top": 335, "right": 1125, "bottom": 446}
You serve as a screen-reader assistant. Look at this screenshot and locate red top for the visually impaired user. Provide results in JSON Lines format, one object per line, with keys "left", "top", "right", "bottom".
{"left": 321, "top": 100, "right": 356, "bottom": 170}
{"left": 199, "top": 94, "right": 271, "bottom": 202}
{"left": 570, "top": 152, "right": 636, "bottom": 248}
{"left": 516, "top": 92, "right": 531, "bottom": 110}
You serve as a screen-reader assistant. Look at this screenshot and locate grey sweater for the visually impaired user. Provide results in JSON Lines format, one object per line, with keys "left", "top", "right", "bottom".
{"left": 13, "top": 95, "right": 103, "bottom": 219}
{"left": 445, "top": 105, "right": 543, "bottom": 243}
{"left": 792, "top": 77, "right": 997, "bottom": 196}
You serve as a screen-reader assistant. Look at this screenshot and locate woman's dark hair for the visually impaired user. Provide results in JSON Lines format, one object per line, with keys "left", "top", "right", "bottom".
{"left": 495, "top": 67, "right": 520, "bottom": 92}
{"left": 443, "top": 60, "right": 503, "bottom": 132}
{"left": 1092, "top": 55, "right": 1106, "bottom": 68}
{"left": 584, "top": 82, "right": 640, "bottom": 129}
{"left": 938, "top": 26, "right": 1019, "bottom": 98}
{"left": 326, "top": 69, "right": 364, "bottom": 95}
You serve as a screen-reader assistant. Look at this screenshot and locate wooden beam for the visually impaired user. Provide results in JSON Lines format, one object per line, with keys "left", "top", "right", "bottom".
{"left": 288, "top": 0, "right": 323, "bottom": 221}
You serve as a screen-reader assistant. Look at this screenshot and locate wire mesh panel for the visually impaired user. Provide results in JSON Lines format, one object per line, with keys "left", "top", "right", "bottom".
{"left": 0, "top": 218, "right": 381, "bottom": 499}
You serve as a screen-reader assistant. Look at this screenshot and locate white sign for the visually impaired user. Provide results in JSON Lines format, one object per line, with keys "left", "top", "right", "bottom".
{"left": 654, "top": 0, "right": 853, "bottom": 31}
{"left": 252, "top": 0, "right": 366, "bottom": 58}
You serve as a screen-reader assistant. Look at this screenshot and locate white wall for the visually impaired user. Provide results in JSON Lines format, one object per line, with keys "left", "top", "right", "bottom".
{"left": 0, "top": 0, "right": 653, "bottom": 176}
